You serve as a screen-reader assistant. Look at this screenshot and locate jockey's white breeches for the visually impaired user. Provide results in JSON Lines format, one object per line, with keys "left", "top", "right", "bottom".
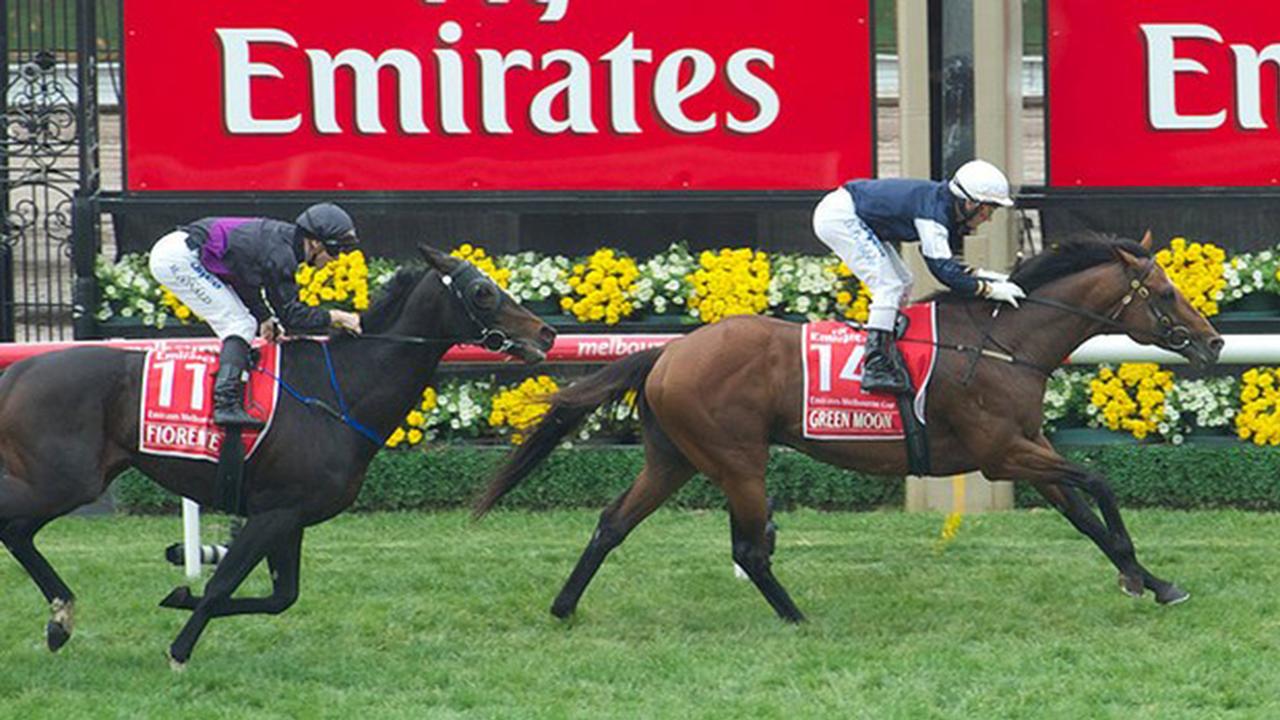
{"left": 812, "top": 188, "right": 913, "bottom": 332}
{"left": 148, "top": 230, "right": 257, "bottom": 342}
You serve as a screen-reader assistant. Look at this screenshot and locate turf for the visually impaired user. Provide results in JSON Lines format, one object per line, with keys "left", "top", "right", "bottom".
{"left": 0, "top": 509, "right": 1277, "bottom": 719}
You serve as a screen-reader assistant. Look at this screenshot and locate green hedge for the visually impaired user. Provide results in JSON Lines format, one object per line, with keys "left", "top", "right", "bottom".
{"left": 1016, "top": 445, "right": 1280, "bottom": 510}
{"left": 111, "top": 446, "right": 903, "bottom": 514}
{"left": 111, "top": 443, "right": 1280, "bottom": 514}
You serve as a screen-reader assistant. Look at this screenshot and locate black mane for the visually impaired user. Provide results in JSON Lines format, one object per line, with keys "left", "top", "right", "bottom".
{"left": 1008, "top": 232, "right": 1150, "bottom": 294}
{"left": 918, "top": 231, "right": 1149, "bottom": 305}
{"left": 360, "top": 265, "right": 428, "bottom": 334}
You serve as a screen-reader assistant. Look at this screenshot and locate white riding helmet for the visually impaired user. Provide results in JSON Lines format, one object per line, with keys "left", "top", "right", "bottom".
{"left": 949, "top": 160, "right": 1014, "bottom": 207}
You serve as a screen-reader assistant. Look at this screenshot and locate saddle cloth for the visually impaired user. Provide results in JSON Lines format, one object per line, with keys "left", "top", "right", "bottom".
{"left": 802, "top": 303, "right": 938, "bottom": 440}
{"left": 138, "top": 340, "right": 280, "bottom": 461}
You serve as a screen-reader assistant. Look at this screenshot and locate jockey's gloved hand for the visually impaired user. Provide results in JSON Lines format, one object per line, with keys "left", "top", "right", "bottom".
{"left": 979, "top": 279, "right": 1026, "bottom": 307}
{"left": 971, "top": 268, "right": 1010, "bottom": 283}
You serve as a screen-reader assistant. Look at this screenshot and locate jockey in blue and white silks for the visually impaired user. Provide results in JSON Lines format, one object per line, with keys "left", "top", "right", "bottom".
{"left": 812, "top": 159, "right": 1026, "bottom": 394}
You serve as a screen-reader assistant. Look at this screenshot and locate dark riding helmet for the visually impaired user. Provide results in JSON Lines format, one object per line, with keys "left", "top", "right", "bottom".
{"left": 296, "top": 203, "right": 359, "bottom": 252}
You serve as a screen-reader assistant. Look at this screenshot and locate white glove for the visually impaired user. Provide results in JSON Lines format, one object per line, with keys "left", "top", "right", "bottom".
{"left": 972, "top": 268, "right": 1010, "bottom": 283}
{"left": 979, "top": 279, "right": 1026, "bottom": 307}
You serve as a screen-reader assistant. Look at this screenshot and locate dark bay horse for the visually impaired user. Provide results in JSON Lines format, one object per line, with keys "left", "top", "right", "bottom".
{"left": 476, "top": 232, "right": 1223, "bottom": 622}
{"left": 0, "top": 245, "right": 555, "bottom": 666}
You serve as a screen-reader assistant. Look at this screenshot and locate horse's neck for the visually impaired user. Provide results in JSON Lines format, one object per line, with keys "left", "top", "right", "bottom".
{"left": 992, "top": 265, "right": 1127, "bottom": 369}
{"left": 326, "top": 315, "right": 452, "bottom": 444}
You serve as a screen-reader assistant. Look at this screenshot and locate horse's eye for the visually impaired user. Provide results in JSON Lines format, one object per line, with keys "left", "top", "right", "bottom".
{"left": 1161, "top": 288, "right": 1176, "bottom": 302}
{"left": 471, "top": 283, "right": 499, "bottom": 310}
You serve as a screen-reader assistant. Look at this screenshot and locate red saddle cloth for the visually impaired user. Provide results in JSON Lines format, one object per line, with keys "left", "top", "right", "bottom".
{"left": 138, "top": 340, "right": 280, "bottom": 461}
{"left": 802, "top": 303, "right": 938, "bottom": 440}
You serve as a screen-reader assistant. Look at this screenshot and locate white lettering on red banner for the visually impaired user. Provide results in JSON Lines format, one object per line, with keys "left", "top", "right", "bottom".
{"left": 123, "top": 0, "right": 872, "bottom": 191}
{"left": 1049, "top": 1, "right": 1280, "bottom": 186}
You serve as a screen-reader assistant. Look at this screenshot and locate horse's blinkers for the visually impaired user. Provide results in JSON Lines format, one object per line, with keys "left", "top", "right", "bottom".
{"left": 441, "top": 262, "right": 516, "bottom": 353}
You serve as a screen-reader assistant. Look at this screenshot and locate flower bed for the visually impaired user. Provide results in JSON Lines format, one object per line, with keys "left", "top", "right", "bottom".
{"left": 89, "top": 238, "right": 1280, "bottom": 447}
{"left": 94, "top": 242, "right": 874, "bottom": 328}
{"left": 96, "top": 236, "right": 1280, "bottom": 330}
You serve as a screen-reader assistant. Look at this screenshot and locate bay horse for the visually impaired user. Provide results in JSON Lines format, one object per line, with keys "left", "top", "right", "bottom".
{"left": 475, "top": 232, "right": 1223, "bottom": 622}
{"left": 0, "top": 245, "right": 555, "bottom": 666}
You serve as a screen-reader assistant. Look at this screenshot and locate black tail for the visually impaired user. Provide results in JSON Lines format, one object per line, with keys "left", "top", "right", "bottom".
{"left": 473, "top": 347, "right": 663, "bottom": 517}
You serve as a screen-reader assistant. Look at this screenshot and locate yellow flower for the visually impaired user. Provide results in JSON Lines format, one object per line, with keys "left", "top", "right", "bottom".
{"left": 451, "top": 244, "right": 511, "bottom": 289}
{"left": 1236, "top": 367, "right": 1280, "bottom": 445}
{"left": 296, "top": 250, "right": 370, "bottom": 313}
{"left": 1154, "top": 237, "right": 1225, "bottom": 318}
{"left": 1087, "top": 363, "right": 1172, "bottom": 440}
{"left": 687, "top": 247, "right": 771, "bottom": 324}
{"left": 565, "top": 248, "right": 638, "bottom": 324}
{"left": 489, "top": 376, "right": 559, "bottom": 443}
{"left": 160, "top": 289, "right": 197, "bottom": 323}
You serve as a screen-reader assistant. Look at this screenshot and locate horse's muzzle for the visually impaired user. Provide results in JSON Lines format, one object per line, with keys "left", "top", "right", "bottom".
{"left": 1183, "top": 335, "right": 1223, "bottom": 369}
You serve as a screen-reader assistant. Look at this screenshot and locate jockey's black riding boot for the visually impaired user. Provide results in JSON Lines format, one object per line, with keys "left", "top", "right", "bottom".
{"left": 861, "top": 329, "right": 910, "bottom": 395}
{"left": 212, "top": 337, "right": 264, "bottom": 429}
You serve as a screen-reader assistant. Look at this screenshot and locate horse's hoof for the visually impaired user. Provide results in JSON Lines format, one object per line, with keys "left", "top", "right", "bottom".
{"left": 166, "top": 650, "right": 187, "bottom": 673}
{"left": 159, "top": 586, "right": 194, "bottom": 609}
{"left": 1156, "top": 584, "right": 1190, "bottom": 606}
{"left": 550, "top": 601, "right": 576, "bottom": 620}
{"left": 1118, "top": 573, "right": 1145, "bottom": 599}
{"left": 45, "top": 620, "right": 71, "bottom": 652}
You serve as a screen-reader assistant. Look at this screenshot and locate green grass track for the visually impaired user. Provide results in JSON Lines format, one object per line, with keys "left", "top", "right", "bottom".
{"left": 1, "top": 509, "right": 1277, "bottom": 718}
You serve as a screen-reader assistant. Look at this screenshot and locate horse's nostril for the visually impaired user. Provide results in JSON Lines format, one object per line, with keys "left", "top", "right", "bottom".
{"left": 1209, "top": 337, "right": 1225, "bottom": 352}
{"left": 539, "top": 326, "right": 558, "bottom": 350}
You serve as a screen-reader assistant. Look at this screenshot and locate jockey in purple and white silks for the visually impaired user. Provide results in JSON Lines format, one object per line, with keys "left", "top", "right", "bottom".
{"left": 149, "top": 202, "right": 365, "bottom": 428}
{"left": 812, "top": 159, "right": 1026, "bottom": 394}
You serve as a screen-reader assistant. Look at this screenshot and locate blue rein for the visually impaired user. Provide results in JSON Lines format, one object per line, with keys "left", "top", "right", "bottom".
{"left": 257, "top": 342, "right": 384, "bottom": 447}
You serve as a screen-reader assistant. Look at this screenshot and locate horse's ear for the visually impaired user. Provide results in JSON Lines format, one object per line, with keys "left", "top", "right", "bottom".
{"left": 1140, "top": 229, "right": 1153, "bottom": 251}
{"left": 1115, "top": 247, "right": 1143, "bottom": 269}
{"left": 418, "top": 244, "right": 452, "bottom": 272}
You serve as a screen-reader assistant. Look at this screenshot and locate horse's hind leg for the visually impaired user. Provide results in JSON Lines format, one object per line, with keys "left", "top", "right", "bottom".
{"left": 0, "top": 518, "right": 77, "bottom": 651}
{"left": 551, "top": 445, "right": 695, "bottom": 619}
{"left": 723, "top": 478, "right": 805, "bottom": 623}
{"left": 730, "top": 496, "right": 777, "bottom": 582}
{"left": 159, "top": 527, "right": 303, "bottom": 616}
{"left": 167, "top": 507, "right": 303, "bottom": 668}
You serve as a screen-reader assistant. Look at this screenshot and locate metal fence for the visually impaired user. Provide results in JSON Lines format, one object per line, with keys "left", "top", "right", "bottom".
{"left": 1, "top": 0, "right": 107, "bottom": 341}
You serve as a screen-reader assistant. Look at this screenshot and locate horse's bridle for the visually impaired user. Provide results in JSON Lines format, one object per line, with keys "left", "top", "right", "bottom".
{"left": 1019, "top": 257, "right": 1192, "bottom": 352}
{"left": 439, "top": 262, "right": 520, "bottom": 354}
{"left": 947, "top": 257, "right": 1194, "bottom": 382}
{"left": 357, "top": 261, "right": 522, "bottom": 354}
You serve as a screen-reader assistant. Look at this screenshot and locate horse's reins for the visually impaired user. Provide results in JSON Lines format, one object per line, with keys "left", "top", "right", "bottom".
{"left": 356, "top": 261, "right": 522, "bottom": 352}
{"left": 889, "top": 257, "right": 1193, "bottom": 379}
{"left": 268, "top": 260, "right": 526, "bottom": 445}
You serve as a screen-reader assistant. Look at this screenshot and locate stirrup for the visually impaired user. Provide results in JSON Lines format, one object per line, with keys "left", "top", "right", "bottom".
{"left": 861, "top": 357, "right": 910, "bottom": 394}
{"left": 861, "top": 373, "right": 910, "bottom": 395}
{"left": 213, "top": 406, "right": 264, "bottom": 429}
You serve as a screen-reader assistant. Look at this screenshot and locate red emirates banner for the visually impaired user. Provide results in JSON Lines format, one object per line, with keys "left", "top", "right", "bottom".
{"left": 123, "top": 0, "right": 873, "bottom": 192}
{"left": 1048, "top": 0, "right": 1280, "bottom": 187}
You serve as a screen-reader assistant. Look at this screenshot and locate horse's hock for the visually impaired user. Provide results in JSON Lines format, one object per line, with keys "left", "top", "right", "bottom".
{"left": 905, "top": 474, "right": 1014, "bottom": 513}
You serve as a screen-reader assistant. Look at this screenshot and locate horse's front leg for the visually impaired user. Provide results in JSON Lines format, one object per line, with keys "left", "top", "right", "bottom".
{"left": 1033, "top": 481, "right": 1187, "bottom": 604}
{"left": 166, "top": 507, "right": 303, "bottom": 669}
{"left": 994, "top": 436, "right": 1186, "bottom": 605}
{"left": 159, "top": 527, "right": 303, "bottom": 617}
